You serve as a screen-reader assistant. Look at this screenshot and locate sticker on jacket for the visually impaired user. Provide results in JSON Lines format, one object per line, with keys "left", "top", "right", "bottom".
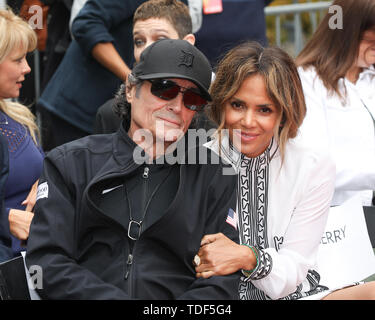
{"left": 36, "top": 182, "right": 49, "bottom": 201}
{"left": 226, "top": 208, "right": 238, "bottom": 230}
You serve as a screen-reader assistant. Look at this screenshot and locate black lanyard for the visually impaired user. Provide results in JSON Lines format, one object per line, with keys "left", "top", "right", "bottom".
{"left": 124, "top": 166, "right": 173, "bottom": 241}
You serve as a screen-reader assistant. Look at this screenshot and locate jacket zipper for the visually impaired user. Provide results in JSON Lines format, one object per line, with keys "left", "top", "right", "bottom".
{"left": 142, "top": 166, "right": 149, "bottom": 215}
{"left": 124, "top": 166, "right": 150, "bottom": 296}
{"left": 124, "top": 251, "right": 133, "bottom": 280}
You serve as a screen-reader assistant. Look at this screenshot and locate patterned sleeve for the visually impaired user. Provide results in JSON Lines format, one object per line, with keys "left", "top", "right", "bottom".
{"left": 241, "top": 246, "right": 273, "bottom": 281}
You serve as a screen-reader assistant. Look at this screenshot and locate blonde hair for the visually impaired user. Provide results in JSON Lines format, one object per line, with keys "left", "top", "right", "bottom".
{"left": 209, "top": 42, "right": 306, "bottom": 162}
{"left": 0, "top": 8, "right": 39, "bottom": 144}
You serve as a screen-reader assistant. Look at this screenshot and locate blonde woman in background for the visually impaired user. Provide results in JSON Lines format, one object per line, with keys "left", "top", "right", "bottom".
{"left": 0, "top": 8, "right": 44, "bottom": 262}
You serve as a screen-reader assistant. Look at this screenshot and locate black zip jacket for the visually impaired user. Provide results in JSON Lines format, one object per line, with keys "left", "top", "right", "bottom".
{"left": 26, "top": 125, "right": 239, "bottom": 299}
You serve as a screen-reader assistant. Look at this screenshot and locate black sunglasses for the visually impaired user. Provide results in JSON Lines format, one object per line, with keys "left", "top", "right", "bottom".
{"left": 148, "top": 79, "right": 208, "bottom": 111}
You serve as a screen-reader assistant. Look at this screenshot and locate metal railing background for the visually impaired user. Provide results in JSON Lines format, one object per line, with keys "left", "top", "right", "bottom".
{"left": 265, "top": 1, "right": 332, "bottom": 56}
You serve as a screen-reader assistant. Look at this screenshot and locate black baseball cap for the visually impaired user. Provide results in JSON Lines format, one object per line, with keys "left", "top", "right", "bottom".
{"left": 132, "top": 39, "right": 212, "bottom": 101}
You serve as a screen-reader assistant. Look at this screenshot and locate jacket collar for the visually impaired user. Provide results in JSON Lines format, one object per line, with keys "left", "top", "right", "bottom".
{"left": 86, "top": 122, "right": 187, "bottom": 231}
{"left": 112, "top": 121, "right": 140, "bottom": 167}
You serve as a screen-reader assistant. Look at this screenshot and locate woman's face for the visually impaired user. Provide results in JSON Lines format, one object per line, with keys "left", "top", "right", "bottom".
{"left": 224, "top": 74, "right": 280, "bottom": 158}
{"left": 133, "top": 18, "right": 180, "bottom": 62}
{"left": 0, "top": 47, "right": 30, "bottom": 100}
{"left": 357, "top": 29, "right": 375, "bottom": 68}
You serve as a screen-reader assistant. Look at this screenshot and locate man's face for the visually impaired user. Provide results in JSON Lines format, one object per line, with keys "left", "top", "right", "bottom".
{"left": 127, "top": 78, "right": 196, "bottom": 150}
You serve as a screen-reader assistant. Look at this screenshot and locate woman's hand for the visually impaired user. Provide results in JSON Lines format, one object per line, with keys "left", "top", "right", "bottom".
{"left": 195, "top": 233, "right": 255, "bottom": 279}
{"left": 8, "top": 209, "right": 34, "bottom": 241}
{"left": 21, "top": 179, "right": 39, "bottom": 212}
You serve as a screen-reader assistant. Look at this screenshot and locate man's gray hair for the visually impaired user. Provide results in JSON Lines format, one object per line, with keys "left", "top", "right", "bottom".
{"left": 112, "top": 73, "right": 142, "bottom": 130}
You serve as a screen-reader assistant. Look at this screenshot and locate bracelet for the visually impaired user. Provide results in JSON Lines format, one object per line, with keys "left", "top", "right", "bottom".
{"left": 241, "top": 244, "right": 259, "bottom": 276}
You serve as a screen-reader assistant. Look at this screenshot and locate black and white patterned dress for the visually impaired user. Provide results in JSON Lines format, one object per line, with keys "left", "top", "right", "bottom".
{"left": 205, "top": 134, "right": 339, "bottom": 300}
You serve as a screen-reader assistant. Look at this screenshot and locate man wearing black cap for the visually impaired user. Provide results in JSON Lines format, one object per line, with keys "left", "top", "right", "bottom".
{"left": 25, "top": 39, "right": 239, "bottom": 300}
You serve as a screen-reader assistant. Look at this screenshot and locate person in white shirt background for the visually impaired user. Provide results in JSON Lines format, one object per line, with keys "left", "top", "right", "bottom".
{"left": 296, "top": 0, "right": 375, "bottom": 207}
{"left": 193, "top": 41, "right": 375, "bottom": 300}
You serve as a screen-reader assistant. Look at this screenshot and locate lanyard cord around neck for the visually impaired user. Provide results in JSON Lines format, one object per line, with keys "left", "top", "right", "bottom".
{"left": 124, "top": 166, "right": 173, "bottom": 241}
